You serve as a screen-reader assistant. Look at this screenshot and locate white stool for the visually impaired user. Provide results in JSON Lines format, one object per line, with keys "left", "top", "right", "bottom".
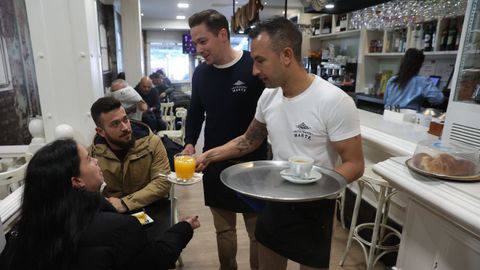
{"left": 339, "top": 166, "right": 401, "bottom": 270}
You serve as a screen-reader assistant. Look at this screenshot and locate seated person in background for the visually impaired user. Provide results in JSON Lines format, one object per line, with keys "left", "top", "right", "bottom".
{"left": 117, "top": 71, "right": 126, "bottom": 80}
{"left": 135, "top": 76, "right": 167, "bottom": 132}
{"left": 168, "top": 87, "right": 191, "bottom": 112}
{"left": 384, "top": 48, "right": 445, "bottom": 111}
{"left": 107, "top": 79, "right": 147, "bottom": 121}
{"left": 89, "top": 97, "right": 171, "bottom": 215}
{"left": 156, "top": 69, "right": 172, "bottom": 88}
{"left": 150, "top": 72, "right": 169, "bottom": 102}
{"left": 0, "top": 139, "right": 200, "bottom": 270}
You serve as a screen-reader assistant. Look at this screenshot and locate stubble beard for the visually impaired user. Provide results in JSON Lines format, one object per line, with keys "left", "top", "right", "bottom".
{"left": 106, "top": 132, "right": 135, "bottom": 150}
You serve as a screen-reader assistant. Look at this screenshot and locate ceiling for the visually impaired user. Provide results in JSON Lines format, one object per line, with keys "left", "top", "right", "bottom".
{"left": 137, "top": 0, "right": 391, "bottom": 30}
{"left": 140, "top": 0, "right": 304, "bottom": 22}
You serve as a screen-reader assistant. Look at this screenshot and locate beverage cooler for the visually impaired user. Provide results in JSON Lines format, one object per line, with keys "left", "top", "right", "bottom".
{"left": 443, "top": 0, "right": 480, "bottom": 149}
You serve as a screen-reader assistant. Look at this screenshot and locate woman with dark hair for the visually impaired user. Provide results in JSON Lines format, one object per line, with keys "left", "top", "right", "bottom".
{"left": 384, "top": 48, "right": 445, "bottom": 111}
{"left": 0, "top": 139, "right": 199, "bottom": 270}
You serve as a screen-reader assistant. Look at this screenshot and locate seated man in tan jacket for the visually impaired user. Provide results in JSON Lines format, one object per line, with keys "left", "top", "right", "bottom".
{"left": 89, "top": 96, "right": 171, "bottom": 214}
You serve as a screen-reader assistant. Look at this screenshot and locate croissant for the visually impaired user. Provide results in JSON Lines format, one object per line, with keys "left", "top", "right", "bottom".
{"left": 413, "top": 153, "right": 477, "bottom": 176}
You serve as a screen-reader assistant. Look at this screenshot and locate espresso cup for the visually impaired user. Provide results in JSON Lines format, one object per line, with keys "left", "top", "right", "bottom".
{"left": 288, "top": 156, "right": 314, "bottom": 179}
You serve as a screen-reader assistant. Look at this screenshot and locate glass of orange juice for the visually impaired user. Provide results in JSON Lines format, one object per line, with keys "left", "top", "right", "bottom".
{"left": 174, "top": 153, "right": 196, "bottom": 180}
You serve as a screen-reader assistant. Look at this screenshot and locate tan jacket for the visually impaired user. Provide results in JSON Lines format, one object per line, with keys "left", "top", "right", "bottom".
{"left": 90, "top": 121, "right": 171, "bottom": 211}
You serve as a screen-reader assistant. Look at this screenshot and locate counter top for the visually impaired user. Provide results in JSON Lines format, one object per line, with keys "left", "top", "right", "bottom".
{"left": 358, "top": 109, "right": 436, "bottom": 156}
{"left": 373, "top": 157, "right": 480, "bottom": 238}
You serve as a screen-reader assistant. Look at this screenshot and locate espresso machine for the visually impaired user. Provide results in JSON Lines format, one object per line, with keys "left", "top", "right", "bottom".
{"left": 319, "top": 62, "right": 345, "bottom": 81}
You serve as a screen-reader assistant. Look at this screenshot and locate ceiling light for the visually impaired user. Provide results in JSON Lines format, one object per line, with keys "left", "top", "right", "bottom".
{"left": 264, "top": 2, "right": 267, "bottom": 5}
{"left": 325, "top": 1, "right": 335, "bottom": 9}
{"left": 163, "top": 28, "right": 166, "bottom": 31}
{"left": 140, "top": 13, "right": 144, "bottom": 16}
{"left": 176, "top": 15, "right": 186, "bottom": 20}
{"left": 177, "top": 3, "right": 189, "bottom": 8}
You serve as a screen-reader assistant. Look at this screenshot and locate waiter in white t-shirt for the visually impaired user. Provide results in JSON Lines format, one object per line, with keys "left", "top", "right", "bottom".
{"left": 196, "top": 17, "right": 364, "bottom": 270}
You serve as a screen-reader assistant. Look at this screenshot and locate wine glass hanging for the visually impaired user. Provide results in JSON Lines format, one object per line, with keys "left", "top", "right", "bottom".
{"left": 350, "top": 0, "right": 468, "bottom": 30}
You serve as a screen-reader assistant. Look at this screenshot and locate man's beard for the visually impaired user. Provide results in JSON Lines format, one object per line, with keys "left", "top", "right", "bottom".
{"left": 105, "top": 132, "right": 135, "bottom": 150}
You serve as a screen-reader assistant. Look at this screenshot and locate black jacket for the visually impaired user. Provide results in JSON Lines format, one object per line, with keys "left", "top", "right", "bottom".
{"left": 74, "top": 200, "right": 193, "bottom": 270}
{"left": 1, "top": 200, "right": 193, "bottom": 270}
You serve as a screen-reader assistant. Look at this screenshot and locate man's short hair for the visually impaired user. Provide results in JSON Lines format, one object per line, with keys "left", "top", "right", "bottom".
{"left": 188, "top": 9, "right": 230, "bottom": 39}
{"left": 90, "top": 97, "right": 122, "bottom": 127}
{"left": 248, "top": 16, "right": 303, "bottom": 63}
{"left": 149, "top": 73, "right": 160, "bottom": 80}
{"left": 111, "top": 79, "right": 128, "bottom": 91}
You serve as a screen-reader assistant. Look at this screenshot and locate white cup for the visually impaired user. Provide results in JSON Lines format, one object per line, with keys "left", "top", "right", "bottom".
{"left": 288, "top": 156, "right": 314, "bottom": 179}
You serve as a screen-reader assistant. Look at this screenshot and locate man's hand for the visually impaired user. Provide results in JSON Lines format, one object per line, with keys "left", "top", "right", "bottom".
{"left": 181, "top": 215, "right": 200, "bottom": 230}
{"left": 195, "top": 152, "right": 208, "bottom": 172}
{"left": 107, "top": 197, "right": 128, "bottom": 213}
{"left": 183, "top": 144, "right": 196, "bottom": 155}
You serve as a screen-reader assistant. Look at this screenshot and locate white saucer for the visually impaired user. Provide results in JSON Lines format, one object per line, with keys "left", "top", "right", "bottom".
{"left": 167, "top": 172, "right": 203, "bottom": 185}
{"left": 280, "top": 169, "right": 322, "bottom": 184}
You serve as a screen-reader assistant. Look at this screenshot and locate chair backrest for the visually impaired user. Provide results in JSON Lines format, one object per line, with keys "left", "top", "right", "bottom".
{"left": 175, "top": 108, "right": 188, "bottom": 144}
{"left": 0, "top": 155, "right": 30, "bottom": 200}
{"left": 160, "top": 102, "right": 175, "bottom": 130}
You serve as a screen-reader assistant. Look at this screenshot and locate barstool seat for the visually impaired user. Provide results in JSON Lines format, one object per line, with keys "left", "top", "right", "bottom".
{"left": 339, "top": 165, "right": 401, "bottom": 270}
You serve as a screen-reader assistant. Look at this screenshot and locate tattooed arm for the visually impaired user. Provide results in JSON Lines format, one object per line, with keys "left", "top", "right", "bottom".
{"left": 195, "top": 119, "right": 268, "bottom": 171}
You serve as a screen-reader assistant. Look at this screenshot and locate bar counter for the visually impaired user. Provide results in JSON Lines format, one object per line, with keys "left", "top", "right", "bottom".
{"left": 359, "top": 110, "right": 480, "bottom": 269}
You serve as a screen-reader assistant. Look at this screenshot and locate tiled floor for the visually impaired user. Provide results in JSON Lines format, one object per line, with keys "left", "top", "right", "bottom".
{"left": 173, "top": 181, "right": 386, "bottom": 270}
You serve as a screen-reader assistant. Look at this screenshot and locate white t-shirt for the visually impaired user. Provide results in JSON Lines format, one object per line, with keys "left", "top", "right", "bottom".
{"left": 107, "top": 86, "right": 143, "bottom": 121}
{"left": 255, "top": 75, "right": 360, "bottom": 169}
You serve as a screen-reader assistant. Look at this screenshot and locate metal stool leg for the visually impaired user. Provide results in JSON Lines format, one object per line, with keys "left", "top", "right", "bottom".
{"left": 366, "top": 185, "right": 387, "bottom": 270}
{"left": 339, "top": 180, "right": 365, "bottom": 266}
{"left": 169, "top": 184, "right": 184, "bottom": 267}
{"left": 339, "top": 189, "right": 346, "bottom": 229}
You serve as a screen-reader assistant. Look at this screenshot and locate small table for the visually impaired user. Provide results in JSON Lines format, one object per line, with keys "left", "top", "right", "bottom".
{"left": 220, "top": 160, "right": 346, "bottom": 202}
{"left": 167, "top": 172, "right": 202, "bottom": 225}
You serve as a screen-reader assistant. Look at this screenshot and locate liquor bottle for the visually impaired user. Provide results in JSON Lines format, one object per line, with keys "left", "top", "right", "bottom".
{"left": 340, "top": 14, "right": 347, "bottom": 31}
{"left": 416, "top": 24, "right": 424, "bottom": 50}
{"left": 440, "top": 18, "right": 450, "bottom": 51}
{"left": 401, "top": 29, "right": 407, "bottom": 52}
{"left": 393, "top": 30, "right": 400, "bottom": 52}
{"left": 423, "top": 23, "right": 433, "bottom": 51}
{"left": 447, "top": 18, "right": 457, "bottom": 50}
{"left": 411, "top": 25, "right": 418, "bottom": 48}
{"left": 455, "top": 22, "right": 462, "bottom": 50}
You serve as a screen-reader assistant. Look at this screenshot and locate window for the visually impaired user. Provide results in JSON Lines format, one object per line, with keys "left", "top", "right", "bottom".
{"left": 150, "top": 43, "right": 190, "bottom": 82}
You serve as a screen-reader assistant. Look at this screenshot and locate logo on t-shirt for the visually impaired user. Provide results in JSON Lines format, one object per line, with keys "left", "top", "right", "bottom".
{"left": 232, "top": 80, "right": 247, "bottom": 93}
{"left": 293, "top": 122, "right": 312, "bottom": 140}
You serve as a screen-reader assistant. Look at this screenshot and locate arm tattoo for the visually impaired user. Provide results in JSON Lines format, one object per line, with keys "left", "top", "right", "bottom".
{"left": 234, "top": 120, "right": 267, "bottom": 153}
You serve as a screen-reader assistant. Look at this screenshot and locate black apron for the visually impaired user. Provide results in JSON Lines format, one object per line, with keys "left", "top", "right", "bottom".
{"left": 255, "top": 199, "right": 336, "bottom": 268}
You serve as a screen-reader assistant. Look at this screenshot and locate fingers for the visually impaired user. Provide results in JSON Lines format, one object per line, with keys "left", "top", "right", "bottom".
{"left": 195, "top": 162, "right": 206, "bottom": 172}
{"left": 182, "top": 144, "right": 196, "bottom": 155}
{"left": 181, "top": 215, "right": 201, "bottom": 229}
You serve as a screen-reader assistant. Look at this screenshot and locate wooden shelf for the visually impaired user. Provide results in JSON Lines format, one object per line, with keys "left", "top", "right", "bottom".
{"left": 310, "top": 29, "right": 361, "bottom": 40}
{"left": 364, "top": 51, "right": 458, "bottom": 58}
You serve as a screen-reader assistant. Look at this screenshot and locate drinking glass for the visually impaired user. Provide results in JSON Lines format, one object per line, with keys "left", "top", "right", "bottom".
{"left": 174, "top": 153, "right": 196, "bottom": 180}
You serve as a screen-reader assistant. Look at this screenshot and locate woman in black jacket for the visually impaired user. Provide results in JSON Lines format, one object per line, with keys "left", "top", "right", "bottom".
{"left": 1, "top": 139, "right": 199, "bottom": 270}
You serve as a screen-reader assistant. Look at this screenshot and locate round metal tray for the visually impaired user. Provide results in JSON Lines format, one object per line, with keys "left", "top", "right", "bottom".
{"left": 220, "top": 160, "right": 347, "bottom": 202}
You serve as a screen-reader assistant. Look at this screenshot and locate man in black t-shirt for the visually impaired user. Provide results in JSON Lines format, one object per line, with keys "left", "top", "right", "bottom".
{"left": 185, "top": 9, "right": 266, "bottom": 270}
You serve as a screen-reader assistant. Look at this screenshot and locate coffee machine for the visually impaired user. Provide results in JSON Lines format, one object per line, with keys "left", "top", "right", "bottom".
{"left": 319, "top": 62, "right": 344, "bottom": 81}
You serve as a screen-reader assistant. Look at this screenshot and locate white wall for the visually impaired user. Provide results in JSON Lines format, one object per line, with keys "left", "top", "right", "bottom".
{"left": 25, "top": 0, "right": 104, "bottom": 146}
